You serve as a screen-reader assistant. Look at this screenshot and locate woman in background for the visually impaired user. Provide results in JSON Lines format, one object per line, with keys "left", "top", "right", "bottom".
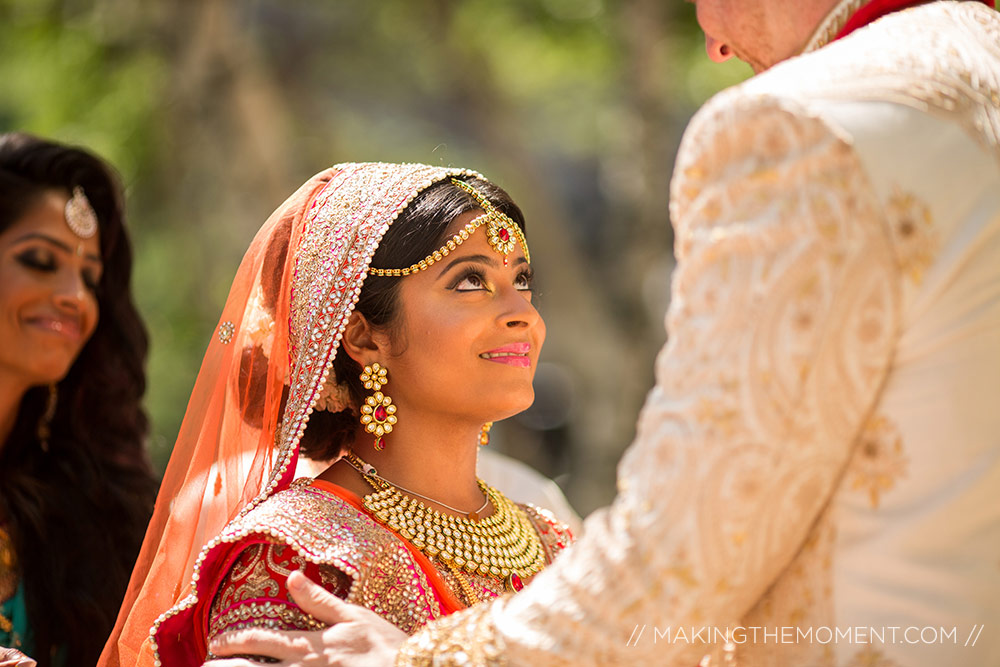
{"left": 0, "top": 133, "right": 156, "bottom": 666}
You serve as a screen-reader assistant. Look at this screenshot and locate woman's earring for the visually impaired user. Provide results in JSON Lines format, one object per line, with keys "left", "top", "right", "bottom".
{"left": 37, "top": 383, "right": 58, "bottom": 452}
{"left": 479, "top": 422, "right": 493, "bottom": 446}
{"left": 359, "top": 363, "right": 396, "bottom": 451}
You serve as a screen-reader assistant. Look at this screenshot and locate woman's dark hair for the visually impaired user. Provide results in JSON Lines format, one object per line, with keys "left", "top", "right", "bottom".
{"left": 0, "top": 133, "right": 156, "bottom": 666}
{"left": 299, "top": 176, "right": 526, "bottom": 461}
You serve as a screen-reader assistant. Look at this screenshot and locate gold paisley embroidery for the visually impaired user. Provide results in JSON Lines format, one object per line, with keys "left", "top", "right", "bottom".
{"left": 848, "top": 414, "right": 908, "bottom": 509}
{"left": 396, "top": 601, "right": 509, "bottom": 667}
{"left": 749, "top": 3, "right": 1000, "bottom": 164}
{"left": 885, "top": 186, "right": 937, "bottom": 285}
{"left": 266, "top": 543, "right": 309, "bottom": 578}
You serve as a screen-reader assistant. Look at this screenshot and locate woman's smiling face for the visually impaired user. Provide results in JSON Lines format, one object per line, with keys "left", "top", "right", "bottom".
{"left": 0, "top": 189, "right": 102, "bottom": 390}
{"left": 375, "top": 210, "right": 544, "bottom": 425}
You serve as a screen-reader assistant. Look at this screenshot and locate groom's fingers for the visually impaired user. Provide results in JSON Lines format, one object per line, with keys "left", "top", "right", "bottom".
{"left": 287, "top": 569, "right": 355, "bottom": 624}
{"left": 208, "top": 626, "right": 309, "bottom": 660}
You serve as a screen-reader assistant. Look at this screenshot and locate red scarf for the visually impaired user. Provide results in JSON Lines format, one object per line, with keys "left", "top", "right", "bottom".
{"left": 835, "top": 0, "right": 996, "bottom": 42}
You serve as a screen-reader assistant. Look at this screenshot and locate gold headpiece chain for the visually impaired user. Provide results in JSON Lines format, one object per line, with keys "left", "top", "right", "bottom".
{"left": 368, "top": 178, "right": 530, "bottom": 277}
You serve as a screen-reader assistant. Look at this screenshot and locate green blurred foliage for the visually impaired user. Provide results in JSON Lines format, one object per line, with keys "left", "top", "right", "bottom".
{"left": 0, "top": 0, "right": 749, "bottom": 508}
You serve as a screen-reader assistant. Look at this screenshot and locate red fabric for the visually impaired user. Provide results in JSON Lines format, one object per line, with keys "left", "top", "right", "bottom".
{"left": 310, "top": 479, "right": 467, "bottom": 614}
{"left": 152, "top": 480, "right": 468, "bottom": 666}
{"left": 835, "top": 0, "right": 996, "bottom": 42}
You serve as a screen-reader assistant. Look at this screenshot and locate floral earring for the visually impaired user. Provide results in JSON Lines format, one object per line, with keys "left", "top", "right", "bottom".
{"left": 479, "top": 422, "right": 493, "bottom": 446}
{"left": 359, "top": 363, "right": 396, "bottom": 451}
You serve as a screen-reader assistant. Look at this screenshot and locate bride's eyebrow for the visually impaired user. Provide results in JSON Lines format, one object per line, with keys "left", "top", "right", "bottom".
{"left": 437, "top": 253, "right": 497, "bottom": 275}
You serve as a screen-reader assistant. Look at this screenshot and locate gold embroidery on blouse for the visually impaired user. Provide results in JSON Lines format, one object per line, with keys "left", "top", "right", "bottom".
{"left": 211, "top": 599, "right": 326, "bottom": 636}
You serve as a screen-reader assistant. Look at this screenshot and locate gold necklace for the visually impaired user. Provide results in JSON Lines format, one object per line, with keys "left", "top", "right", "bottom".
{"left": 344, "top": 452, "right": 490, "bottom": 520}
{"left": 344, "top": 450, "right": 546, "bottom": 592}
{"left": 0, "top": 523, "right": 17, "bottom": 633}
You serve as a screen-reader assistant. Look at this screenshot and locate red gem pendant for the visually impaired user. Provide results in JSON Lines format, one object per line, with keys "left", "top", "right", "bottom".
{"left": 506, "top": 572, "right": 524, "bottom": 592}
{"left": 498, "top": 228, "right": 510, "bottom": 242}
{"left": 374, "top": 405, "right": 387, "bottom": 421}
{"left": 374, "top": 436, "right": 385, "bottom": 451}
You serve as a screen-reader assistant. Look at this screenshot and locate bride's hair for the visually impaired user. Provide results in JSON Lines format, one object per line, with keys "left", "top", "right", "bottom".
{"left": 298, "top": 176, "right": 525, "bottom": 461}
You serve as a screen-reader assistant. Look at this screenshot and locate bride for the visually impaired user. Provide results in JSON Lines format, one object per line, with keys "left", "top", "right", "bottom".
{"left": 102, "top": 162, "right": 573, "bottom": 666}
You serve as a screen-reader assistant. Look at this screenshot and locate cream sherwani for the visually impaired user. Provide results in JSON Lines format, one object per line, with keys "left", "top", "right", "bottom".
{"left": 398, "top": 2, "right": 1000, "bottom": 665}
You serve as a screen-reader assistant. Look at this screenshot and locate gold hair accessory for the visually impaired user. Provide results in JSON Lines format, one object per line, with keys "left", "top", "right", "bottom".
{"left": 64, "top": 187, "right": 98, "bottom": 239}
{"left": 368, "top": 178, "right": 530, "bottom": 277}
{"left": 359, "top": 363, "right": 396, "bottom": 451}
{"left": 343, "top": 450, "right": 545, "bottom": 593}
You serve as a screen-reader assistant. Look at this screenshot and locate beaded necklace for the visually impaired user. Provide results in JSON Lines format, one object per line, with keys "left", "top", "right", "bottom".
{"left": 343, "top": 450, "right": 546, "bottom": 595}
{"left": 0, "top": 522, "right": 17, "bottom": 633}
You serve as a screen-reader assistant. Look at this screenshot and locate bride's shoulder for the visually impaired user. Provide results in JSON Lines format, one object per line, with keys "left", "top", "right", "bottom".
{"left": 206, "top": 479, "right": 447, "bottom": 638}
{"left": 223, "top": 478, "right": 401, "bottom": 568}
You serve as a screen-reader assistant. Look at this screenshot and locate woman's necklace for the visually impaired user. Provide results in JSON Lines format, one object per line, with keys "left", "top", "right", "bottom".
{"left": 0, "top": 522, "right": 17, "bottom": 633}
{"left": 343, "top": 450, "right": 546, "bottom": 594}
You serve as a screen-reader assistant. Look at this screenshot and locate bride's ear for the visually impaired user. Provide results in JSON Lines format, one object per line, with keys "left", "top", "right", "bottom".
{"left": 341, "top": 311, "right": 385, "bottom": 364}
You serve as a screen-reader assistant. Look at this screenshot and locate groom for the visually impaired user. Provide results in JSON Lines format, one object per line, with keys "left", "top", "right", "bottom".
{"left": 207, "top": 1, "right": 1000, "bottom": 665}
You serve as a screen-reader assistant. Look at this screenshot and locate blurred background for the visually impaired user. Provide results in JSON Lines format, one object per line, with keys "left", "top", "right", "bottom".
{"left": 0, "top": 0, "right": 749, "bottom": 515}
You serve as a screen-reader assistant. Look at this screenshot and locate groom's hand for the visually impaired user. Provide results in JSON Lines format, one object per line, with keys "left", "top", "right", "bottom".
{"left": 203, "top": 570, "right": 407, "bottom": 667}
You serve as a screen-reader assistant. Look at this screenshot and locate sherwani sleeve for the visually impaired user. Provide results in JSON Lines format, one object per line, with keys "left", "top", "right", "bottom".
{"left": 397, "top": 95, "right": 903, "bottom": 666}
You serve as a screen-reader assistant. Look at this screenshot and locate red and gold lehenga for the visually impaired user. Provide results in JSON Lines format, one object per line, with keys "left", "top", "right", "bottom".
{"left": 98, "top": 163, "right": 572, "bottom": 667}
{"left": 189, "top": 480, "right": 569, "bottom": 659}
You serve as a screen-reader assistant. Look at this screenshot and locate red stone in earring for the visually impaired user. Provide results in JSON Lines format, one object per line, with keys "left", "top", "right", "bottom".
{"left": 359, "top": 363, "right": 396, "bottom": 451}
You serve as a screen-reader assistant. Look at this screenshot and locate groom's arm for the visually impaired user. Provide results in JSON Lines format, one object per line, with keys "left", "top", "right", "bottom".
{"left": 398, "top": 93, "right": 902, "bottom": 666}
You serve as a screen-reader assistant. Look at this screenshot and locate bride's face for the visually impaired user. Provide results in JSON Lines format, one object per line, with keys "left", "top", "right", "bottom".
{"left": 378, "top": 210, "right": 544, "bottom": 423}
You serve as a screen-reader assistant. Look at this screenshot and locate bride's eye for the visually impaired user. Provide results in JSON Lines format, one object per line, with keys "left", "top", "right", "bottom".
{"left": 514, "top": 269, "right": 534, "bottom": 292}
{"left": 453, "top": 270, "right": 488, "bottom": 292}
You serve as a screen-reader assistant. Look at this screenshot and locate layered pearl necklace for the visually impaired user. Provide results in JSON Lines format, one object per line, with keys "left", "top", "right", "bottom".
{"left": 343, "top": 450, "right": 546, "bottom": 594}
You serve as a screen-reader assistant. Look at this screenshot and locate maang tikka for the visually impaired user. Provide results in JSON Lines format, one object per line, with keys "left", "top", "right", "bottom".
{"left": 359, "top": 363, "right": 396, "bottom": 451}
{"left": 367, "top": 178, "right": 530, "bottom": 277}
{"left": 64, "top": 186, "right": 98, "bottom": 239}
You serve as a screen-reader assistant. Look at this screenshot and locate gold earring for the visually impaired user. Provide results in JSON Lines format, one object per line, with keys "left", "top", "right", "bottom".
{"left": 359, "top": 363, "right": 396, "bottom": 451}
{"left": 37, "top": 383, "right": 58, "bottom": 452}
{"left": 479, "top": 422, "right": 493, "bottom": 446}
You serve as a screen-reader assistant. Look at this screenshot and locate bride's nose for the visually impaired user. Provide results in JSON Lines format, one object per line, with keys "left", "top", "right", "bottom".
{"left": 500, "top": 291, "right": 541, "bottom": 330}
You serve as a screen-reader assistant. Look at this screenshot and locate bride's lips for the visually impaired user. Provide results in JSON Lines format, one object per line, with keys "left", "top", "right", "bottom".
{"left": 479, "top": 342, "right": 531, "bottom": 368}
{"left": 24, "top": 315, "right": 83, "bottom": 342}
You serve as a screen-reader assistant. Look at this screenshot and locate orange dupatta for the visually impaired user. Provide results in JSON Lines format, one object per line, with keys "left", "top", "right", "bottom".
{"left": 101, "top": 163, "right": 482, "bottom": 666}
